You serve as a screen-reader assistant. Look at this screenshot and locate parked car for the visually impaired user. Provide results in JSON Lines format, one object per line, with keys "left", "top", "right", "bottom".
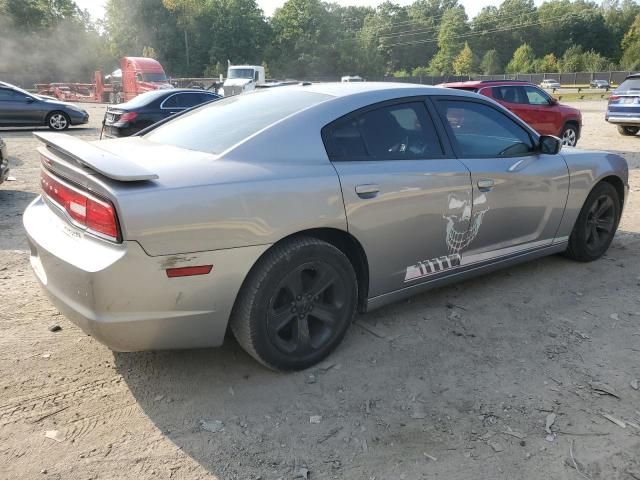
{"left": 605, "top": 74, "right": 640, "bottom": 136}
{"left": 0, "top": 81, "right": 89, "bottom": 130}
{"left": 590, "top": 79, "right": 610, "bottom": 89}
{"left": 440, "top": 80, "right": 582, "bottom": 146}
{"left": 540, "top": 79, "right": 561, "bottom": 89}
{"left": 0, "top": 135, "right": 8, "bottom": 185}
{"left": 25, "top": 83, "right": 628, "bottom": 370}
{"left": 102, "top": 88, "right": 220, "bottom": 138}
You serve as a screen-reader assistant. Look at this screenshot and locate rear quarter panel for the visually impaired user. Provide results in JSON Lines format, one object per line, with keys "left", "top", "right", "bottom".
{"left": 555, "top": 149, "right": 629, "bottom": 239}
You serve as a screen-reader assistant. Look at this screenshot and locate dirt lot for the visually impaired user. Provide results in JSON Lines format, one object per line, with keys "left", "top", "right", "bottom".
{"left": 1, "top": 101, "right": 639, "bottom": 480}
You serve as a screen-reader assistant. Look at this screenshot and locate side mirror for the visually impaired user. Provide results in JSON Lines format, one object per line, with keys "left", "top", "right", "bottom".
{"left": 548, "top": 97, "right": 558, "bottom": 105}
{"left": 540, "top": 135, "right": 562, "bottom": 155}
{"left": 24, "top": 96, "right": 35, "bottom": 103}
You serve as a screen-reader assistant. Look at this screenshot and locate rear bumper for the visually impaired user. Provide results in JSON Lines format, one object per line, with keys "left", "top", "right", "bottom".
{"left": 605, "top": 116, "right": 640, "bottom": 125}
{"left": 24, "top": 196, "right": 268, "bottom": 351}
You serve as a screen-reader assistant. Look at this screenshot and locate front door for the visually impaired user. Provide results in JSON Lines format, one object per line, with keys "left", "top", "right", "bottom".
{"left": 323, "top": 99, "right": 473, "bottom": 297}
{"left": 433, "top": 97, "right": 569, "bottom": 265}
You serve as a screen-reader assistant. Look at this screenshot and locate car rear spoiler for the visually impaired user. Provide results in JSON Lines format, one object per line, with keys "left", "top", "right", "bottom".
{"left": 34, "top": 132, "right": 159, "bottom": 181}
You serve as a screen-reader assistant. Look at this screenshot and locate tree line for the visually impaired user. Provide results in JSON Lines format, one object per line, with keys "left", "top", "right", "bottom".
{"left": 2, "top": 0, "right": 640, "bottom": 84}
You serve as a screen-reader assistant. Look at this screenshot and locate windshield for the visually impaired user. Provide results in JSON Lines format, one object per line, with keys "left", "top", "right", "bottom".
{"left": 142, "top": 72, "right": 167, "bottom": 82}
{"left": 228, "top": 68, "right": 255, "bottom": 80}
{"left": 616, "top": 78, "right": 640, "bottom": 93}
{"left": 145, "top": 90, "right": 331, "bottom": 154}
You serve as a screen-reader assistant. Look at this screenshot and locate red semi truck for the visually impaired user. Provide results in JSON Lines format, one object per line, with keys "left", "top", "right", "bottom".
{"left": 36, "top": 57, "right": 173, "bottom": 104}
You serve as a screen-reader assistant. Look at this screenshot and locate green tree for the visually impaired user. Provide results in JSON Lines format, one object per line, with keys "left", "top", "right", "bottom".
{"left": 453, "top": 41, "right": 473, "bottom": 75}
{"left": 536, "top": 53, "right": 559, "bottom": 73}
{"left": 560, "top": 44, "right": 584, "bottom": 72}
{"left": 480, "top": 49, "right": 502, "bottom": 75}
{"left": 581, "top": 49, "right": 609, "bottom": 72}
{"left": 429, "top": 6, "right": 468, "bottom": 75}
{"left": 506, "top": 43, "right": 536, "bottom": 73}
{"left": 621, "top": 14, "right": 640, "bottom": 70}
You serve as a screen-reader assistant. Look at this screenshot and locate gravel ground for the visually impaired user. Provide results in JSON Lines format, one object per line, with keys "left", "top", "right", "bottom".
{"left": 1, "top": 101, "right": 639, "bottom": 480}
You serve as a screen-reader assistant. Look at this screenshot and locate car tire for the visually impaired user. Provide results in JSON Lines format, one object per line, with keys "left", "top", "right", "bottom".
{"left": 230, "top": 236, "right": 358, "bottom": 371}
{"left": 617, "top": 125, "right": 639, "bottom": 136}
{"left": 565, "top": 182, "right": 620, "bottom": 262}
{"left": 560, "top": 123, "right": 578, "bottom": 147}
{"left": 46, "top": 111, "right": 70, "bottom": 131}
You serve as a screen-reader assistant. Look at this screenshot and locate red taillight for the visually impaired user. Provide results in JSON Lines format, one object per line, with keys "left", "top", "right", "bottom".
{"left": 609, "top": 95, "right": 620, "bottom": 102}
{"left": 119, "top": 112, "right": 138, "bottom": 123}
{"left": 41, "top": 168, "right": 120, "bottom": 241}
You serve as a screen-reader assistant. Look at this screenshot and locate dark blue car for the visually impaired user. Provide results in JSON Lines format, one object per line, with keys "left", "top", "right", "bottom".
{"left": 102, "top": 88, "right": 221, "bottom": 138}
{"left": 606, "top": 74, "right": 640, "bottom": 136}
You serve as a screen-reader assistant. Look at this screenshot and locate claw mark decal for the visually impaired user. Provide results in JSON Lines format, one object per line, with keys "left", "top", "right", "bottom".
{"left": 404, "top": 191, "right": 490, "bottom": 283}
{"left": 404, "top": 254, "right": 461, "bottom": 282}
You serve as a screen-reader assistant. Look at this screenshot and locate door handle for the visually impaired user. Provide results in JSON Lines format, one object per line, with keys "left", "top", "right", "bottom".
{"left": 355, "top": 184, "right": 380, "bottom": 198}
{"left": 477, "top": 179, "right": 495, "bottom": 190}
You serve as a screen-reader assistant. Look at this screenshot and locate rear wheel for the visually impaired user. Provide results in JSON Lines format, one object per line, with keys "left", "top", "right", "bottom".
{"left": 230, "top": 237, "right": 357, "bottom": 371}
{"left": 560, "top": 123, "right": 578, "bottom": 146}
{"left": 46, "top": 111, "right": 70, "bottom": 131}
{"left": 617, "top": 125, "right": 639, "bottom": 136}
{"left": 565, "top": 182, "right": 620, "bottom": 262}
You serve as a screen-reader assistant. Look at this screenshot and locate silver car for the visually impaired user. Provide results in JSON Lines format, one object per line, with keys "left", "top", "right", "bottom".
{"left": 24, "top": 83, "right": 628, "bottom": 370}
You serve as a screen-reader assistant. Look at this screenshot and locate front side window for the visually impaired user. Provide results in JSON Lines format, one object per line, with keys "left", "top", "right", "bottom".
{"left": 323, "top": 101, "right": 443, "bottom": 160}
{"left": 524, "top": 86, "right": 551, "bottom": 105}
{"left": 0, "top": 89, "right": 19, "bottom": 101}
{"left": 437, "top": 100, "right": 534, "bottom": 158}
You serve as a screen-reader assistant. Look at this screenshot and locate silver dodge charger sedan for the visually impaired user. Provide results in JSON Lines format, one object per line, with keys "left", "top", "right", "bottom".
{"left": 24, "top": 83, "right": 628, "bottom": 370}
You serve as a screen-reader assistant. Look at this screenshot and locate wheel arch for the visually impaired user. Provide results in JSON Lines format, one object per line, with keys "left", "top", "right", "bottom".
{"left": 235, "top": 227, "right": 370, "bottom": 316}
{"left": 598, "top": 174, "right": 625, "bottom": 215}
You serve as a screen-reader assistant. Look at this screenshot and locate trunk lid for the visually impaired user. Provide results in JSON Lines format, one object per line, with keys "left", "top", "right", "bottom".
{"left": 35, "top": 132, "right": 158, "bottom": 181}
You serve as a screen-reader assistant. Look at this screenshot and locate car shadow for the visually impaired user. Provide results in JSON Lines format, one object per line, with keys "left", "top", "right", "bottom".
{"left": 0, "top": 189, "right": 37, "bottom": 251}
{"left": 111, "top": 228, "right": 640, "bottom": 478}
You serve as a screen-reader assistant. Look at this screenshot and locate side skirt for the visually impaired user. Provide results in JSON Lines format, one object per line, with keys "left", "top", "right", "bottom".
{"left": 366, "top": 242, "right": 568, "bottom": 312}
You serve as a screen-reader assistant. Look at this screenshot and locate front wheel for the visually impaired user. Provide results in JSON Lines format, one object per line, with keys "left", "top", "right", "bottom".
{"left": 560, "top": 124, "right": 578, "bottom": 147}
{"left": 46, "top": 111, "right": 70, "bottom": 131}
{"left": 230, "top": 237, "right": 358, "bottom": 371}
{"left": 565, "top": 182, "right": 620, "bottom": 262}
{"left": 617, "top": 125, "right": 639, "bottom": 136}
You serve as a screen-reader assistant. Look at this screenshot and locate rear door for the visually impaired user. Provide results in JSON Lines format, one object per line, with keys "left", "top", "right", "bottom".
{"left": 433, "top": 96, "right": 569, "bottom": 263}
{"left": 325, "top": 98, "right": 473, "bottom": 297}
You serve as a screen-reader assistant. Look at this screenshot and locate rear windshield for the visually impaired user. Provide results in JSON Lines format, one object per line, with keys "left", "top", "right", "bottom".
{"left": 144, "top": 89, "right": 331, "bottom": 154}
{"left": 118, "top": 89, "right": 168, "bottom": 108}
{"left": 616, "top": 78, "right": 640, "bottom": 93}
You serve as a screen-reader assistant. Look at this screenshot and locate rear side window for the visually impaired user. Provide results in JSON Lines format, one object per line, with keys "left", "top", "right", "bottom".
{"left": 436, "top": 100, "right": 534, "bottom": 158}
{"left": 145, "top": 90, "right": 331, "bottom": 154}
{"left": 323, "top": 101, "right": 443, "bottom": 160}
{"left": 492, "top": 86, "right": 528, "bottom": 104}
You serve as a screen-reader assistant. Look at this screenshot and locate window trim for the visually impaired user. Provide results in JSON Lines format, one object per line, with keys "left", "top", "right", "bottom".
{"left": 431, "top": 95, "right": 541, "bottom": 159}
{"left": 321, "top": 96, "right": 452, "bottom": 162}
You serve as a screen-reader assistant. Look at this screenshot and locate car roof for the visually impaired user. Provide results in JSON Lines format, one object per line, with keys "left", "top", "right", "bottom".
{"left": 439, "top": 80, "right": 534, "bottom": 89}
{"left": 282, "top": 81, "right": 474, "bottom": 98}
{"left": 625, "top": 73, "right": 640, "bottom": 79}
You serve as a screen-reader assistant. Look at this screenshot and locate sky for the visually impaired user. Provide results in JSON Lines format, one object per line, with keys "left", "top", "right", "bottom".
{"left": 74, "top": 0, "right": 542, "bottom": 20}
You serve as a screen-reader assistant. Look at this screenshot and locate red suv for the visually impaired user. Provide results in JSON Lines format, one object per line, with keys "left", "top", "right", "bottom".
{"left": 439, "top": 80, "right": 582, "bottom": 146}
